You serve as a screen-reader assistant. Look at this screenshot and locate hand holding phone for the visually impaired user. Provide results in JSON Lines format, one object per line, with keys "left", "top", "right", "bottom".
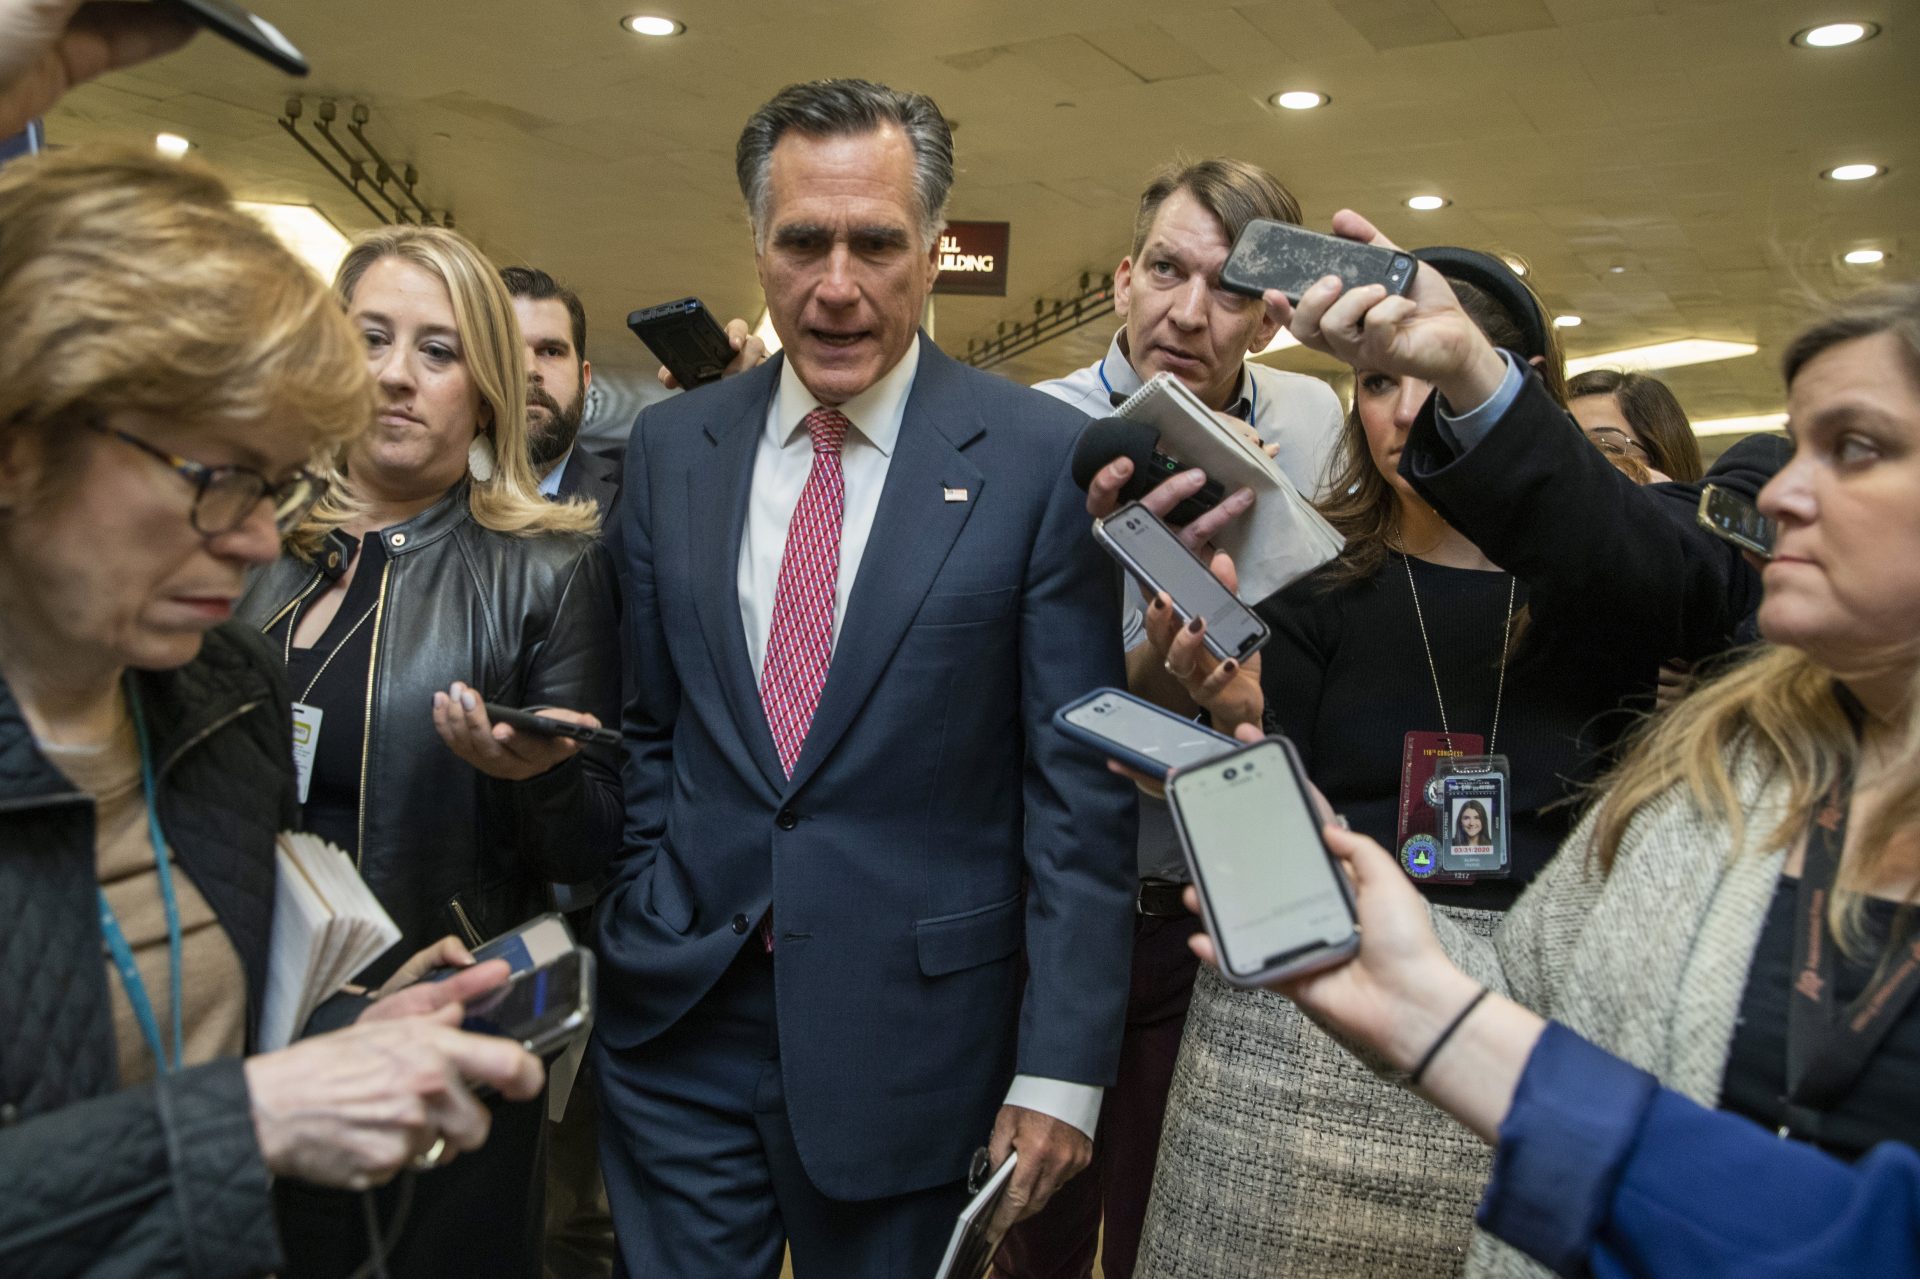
{"left": 1221, "top": 218, "right": 1416, "bottom": 305}
{"left": 1093, "top": 502, "right": 1270, "bottom": 663}
{"left": 461, "top": 947, "right": 594, "bottom": 1059}
{"left": 1054, "top": 688, "right": 1237, "bottom": 780}
{"left": 627, "top": 298, "right": 738, "bottom": 390}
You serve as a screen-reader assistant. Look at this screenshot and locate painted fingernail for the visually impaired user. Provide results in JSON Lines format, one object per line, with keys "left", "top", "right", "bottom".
{"left": 460, "top": 690, "right": 476, "bottom": 711}
{"left": 1186, "top": 618, "right": 1203, "bottom": 634}
{"left": 1223, "top": 661, "right": 1238, "bottom": 675}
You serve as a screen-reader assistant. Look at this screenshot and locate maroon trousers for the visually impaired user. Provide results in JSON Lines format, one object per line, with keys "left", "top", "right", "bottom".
{"left": 992, "top": 912, "right": 1201, "bottom": 1279}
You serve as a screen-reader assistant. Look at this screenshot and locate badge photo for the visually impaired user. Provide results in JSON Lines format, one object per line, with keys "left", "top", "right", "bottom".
{"left": 1433, "top": 754, "right": 1510, "bottom": 878}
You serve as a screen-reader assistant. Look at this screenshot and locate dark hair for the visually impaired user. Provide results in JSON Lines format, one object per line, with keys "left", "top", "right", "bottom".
{"left": 1782, "top": 280, "right": 1920, "bottom": 388}
{"left": 736, "top": 79, "right": 953, "bottom": 249}
{"left": 1130, "top": 157, "right": 1302, "bottom": 259}
{"left": 499, "top": 265, "right": 587, "bottom": 361}
{"left": 1315, "top": 253, "right": 1569, "bottom": 588}
{"left": 1568, "top": 369, "right": 1703, "bottom": 482}
{"left": 1452, "top": 799, "right": 1492, "bottom": 846}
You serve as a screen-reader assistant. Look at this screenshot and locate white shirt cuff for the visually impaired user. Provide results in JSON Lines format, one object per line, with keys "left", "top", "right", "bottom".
{"left": 1004, "top": 1075, "right": 1104, "bottom": 1141}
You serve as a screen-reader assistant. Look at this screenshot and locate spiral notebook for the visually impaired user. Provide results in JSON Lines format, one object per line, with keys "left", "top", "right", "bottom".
{"left": 1113, "top": 373, "right": 1344, "bottom": 604}
{"left": 259, "top": 832, "right": 400, "bottom": 1050}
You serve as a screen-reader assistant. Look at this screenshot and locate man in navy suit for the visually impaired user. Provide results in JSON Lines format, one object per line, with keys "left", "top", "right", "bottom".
{"left": 593, "top": 79, "right": 1137, "bottom": 1277}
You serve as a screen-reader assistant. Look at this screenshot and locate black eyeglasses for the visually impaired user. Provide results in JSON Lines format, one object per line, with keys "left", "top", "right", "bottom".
{"left": 90, "top": 422, "right": 325, "bottom": 536}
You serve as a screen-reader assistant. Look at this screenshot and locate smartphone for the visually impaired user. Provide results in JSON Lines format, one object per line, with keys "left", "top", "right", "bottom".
{"left": 1093, "top": 502, "right": 1270, "bottom": 663}
{"left": 1696, "top": 483, "right": 1776, "bottom": 559}
{"left": 461, "top": 947, "right": 593, "bottom": 1057}
{"left": 626, "top": 298, "right": 735, "bottom": 390}
{"left": 157, "top": 0, "right": 309, "bottom": 76}
{"left": 1054, "top": 688, "right": 1237, "bottom": 779}
{"left": 484, "top": 703, "right": 619, "bottom": 748}
{"left": 1166, "top": 737, "right": 1358, "bottom": 987}
{"left": 1220, "top": 218, "right": 1418, "bottom": 305}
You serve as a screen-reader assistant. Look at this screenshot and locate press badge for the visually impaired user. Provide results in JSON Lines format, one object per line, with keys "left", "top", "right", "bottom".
{"left": 291, "top": 702, "right": 323, "bottom": 804}
{"left": 1398, "top": 731, "right": 1481, "bottom": 881}
{"left": 1433, "top": 754, "right": 1511, "bottom": 879}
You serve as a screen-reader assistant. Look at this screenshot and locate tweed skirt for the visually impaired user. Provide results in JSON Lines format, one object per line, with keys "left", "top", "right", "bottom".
{"left": 1136, "top": 906, "right": 1502, "bottom": 1279}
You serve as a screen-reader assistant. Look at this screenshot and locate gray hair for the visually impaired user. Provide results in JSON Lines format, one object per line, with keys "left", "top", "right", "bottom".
{"left": 735, "top": 79, "right": 953, "bottom": 251}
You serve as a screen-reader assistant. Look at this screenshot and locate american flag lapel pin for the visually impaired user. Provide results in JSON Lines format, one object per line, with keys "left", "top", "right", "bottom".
{"left": 943, "top": 485, "right": 969, "bottom": 503}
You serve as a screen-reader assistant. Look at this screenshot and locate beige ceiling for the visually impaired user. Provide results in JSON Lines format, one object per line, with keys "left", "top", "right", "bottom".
{"left": 47, "top": 0, "right": 1916, "bottom": 448}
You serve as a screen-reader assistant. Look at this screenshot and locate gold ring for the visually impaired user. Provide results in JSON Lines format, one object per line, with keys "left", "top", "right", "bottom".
{"left": 411, "top": 1135, "right": 448, "bottom": 1171}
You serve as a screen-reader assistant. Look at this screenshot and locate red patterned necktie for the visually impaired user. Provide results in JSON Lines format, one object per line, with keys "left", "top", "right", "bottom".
{"left": 759, "top": 406, "right": 850, "bottom": 778}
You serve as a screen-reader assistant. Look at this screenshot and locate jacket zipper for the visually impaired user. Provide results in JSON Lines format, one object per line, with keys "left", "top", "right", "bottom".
{"left": 355, "top": 559, "right": 393, "bottom": 870}
{"left": 260, "top": 569, "right": 327, "bottom": 639}
{"left": 449, "top": 897, "right": 482, "bottom": 947}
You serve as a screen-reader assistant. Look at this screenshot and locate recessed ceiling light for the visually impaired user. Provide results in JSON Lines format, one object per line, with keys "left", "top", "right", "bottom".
{"left": 1565, "top": 338, "right": 1758, "bottom": 378}
{"left": 621, "top": 14, "right": 684, "bottom": 36}
{"left": 1554, "top": 315, "right": 1582, "bottom": 328}
{"left": 154, "top": 132, "right": 191, "bottom": 159}
{"left": 1824, "top": 163, "right": 1884, "bottom": 181}
{"left": 1607, "top": 265, "right": 1627, "bottom": 274}
{"left": 1792, "top": 21, "right": 1878, "bottom": 48}
{"left": 1406, "top": 194, "right": 1448, "bottom": 211}
{"left": 1273, "top": 91, "right": 1328, "bottom": 110}
{"left": 1843, "top": 248, "right": 1887, "bottom": 265}
{"left": 1693, "top": 412, "right": 1789, "bottom": 437}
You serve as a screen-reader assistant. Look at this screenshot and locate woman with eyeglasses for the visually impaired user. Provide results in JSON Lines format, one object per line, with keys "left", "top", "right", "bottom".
{"left": 237, "top": 225, "right": 619, "bottom": 1278}
{"left": 1568, "top": 368, "right": 1704, "bottom": 484}
{"left": 0, "top": 150, "right": 546, "bottom": 1276}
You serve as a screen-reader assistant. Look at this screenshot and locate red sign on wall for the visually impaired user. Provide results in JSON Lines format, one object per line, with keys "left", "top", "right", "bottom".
{"left": 934, "top": 221, "right": 1010, "bottom": 297}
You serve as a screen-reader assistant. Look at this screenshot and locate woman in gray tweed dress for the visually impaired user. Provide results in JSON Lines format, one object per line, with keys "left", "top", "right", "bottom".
{"left": 1131, "top": 216, "right": 1764, "bottom": 1277}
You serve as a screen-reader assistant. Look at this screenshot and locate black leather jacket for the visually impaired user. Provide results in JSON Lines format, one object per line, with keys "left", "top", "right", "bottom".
{"left": 0, "top": 626, "right": 293, "bottom": 1277}
{"left": 237, "top": 485, "right": 621, "bottom": 973}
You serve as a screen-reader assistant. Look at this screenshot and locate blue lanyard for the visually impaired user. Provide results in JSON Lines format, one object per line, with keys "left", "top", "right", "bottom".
{"left": 96, "top": 681, "right": 184, "bottom": 1075}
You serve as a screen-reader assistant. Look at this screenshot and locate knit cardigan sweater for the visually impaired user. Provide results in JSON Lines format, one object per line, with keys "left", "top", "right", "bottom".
{"left": 1433, "top": 746, "right": 1792, "bottom": 1278}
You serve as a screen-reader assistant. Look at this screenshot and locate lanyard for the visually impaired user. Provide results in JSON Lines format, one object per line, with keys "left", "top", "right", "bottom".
{"left": 1782, "top": 705, "right": 1920, "bottom": 1141}
{"left": 1402, "top": 555, "right": 1516, "bottom": 755}
{"left": 97, "top": 680, "right": 184, "bottom": 1075}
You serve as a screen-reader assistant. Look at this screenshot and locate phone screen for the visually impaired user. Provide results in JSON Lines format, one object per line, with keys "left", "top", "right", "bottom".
{"left": 462, "top": 950, "right": 586, "bottom": 1048}
{"left": 1103, "top": 505, "right": 1266, "bottom": 659}
{"left": 1063, "top": 692, "right": 1234, "bottom": 772}
{"left": 1699, "top": 485, "right": 1776, "bottom": 557}
{"left": 1173, "top": 741, "right": 1354, "bottom": 979}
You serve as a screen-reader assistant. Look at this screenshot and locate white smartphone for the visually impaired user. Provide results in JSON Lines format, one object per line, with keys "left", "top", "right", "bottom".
{"left": 1053, "top": 687, "right": 1237, "bottom": 780}
{"left": 1093, "top": 501, "right": 1270, "bottom": 663}
{"left": 1166, "top": 736, "right": 1358, "bottom": 987}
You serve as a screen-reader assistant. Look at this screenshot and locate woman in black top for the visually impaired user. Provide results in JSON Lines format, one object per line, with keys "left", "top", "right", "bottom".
{"left": 1137, "top": 236, "right": 1686, "bottom": 1276}
{"left": 238, "top": 227, "right": 619, "bottom": 1279}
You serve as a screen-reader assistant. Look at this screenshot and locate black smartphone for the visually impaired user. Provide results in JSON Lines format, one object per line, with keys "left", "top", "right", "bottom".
{"left": 1092, "top": 501, "right": 1270, "bottom": 664}
{"left": 462, "top": 947, "right": 593, "bottom": 1058}
{"left": 1220, "top": 218, "right": 1418, "bottom": 305}
{"left": 1166, "top": 736, "right": 1358, "bottom": 987}
{"left": 626, "top": 298, "right": 735, "bottom": 390}
{"left": 483, "top": 703, "right": 620, "bottom": 748}
{"left": 1696, "top": 483, "right": 1776, "bottom": 559}
{"left": 1053, "top": 688, "right": 1237, "bottom": 780}
{"left": 157, "top": 0, "right": 309, "bottom": 76}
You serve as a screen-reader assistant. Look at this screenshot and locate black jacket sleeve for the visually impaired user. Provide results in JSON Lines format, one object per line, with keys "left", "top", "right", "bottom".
{"left": 508, "top": 538, "right": 623, "bottom": 886}
{"left": 0, "top": 1058, "right": 280, "bottom": 1278}
{"left": 1399, "top": 371, "right": 1763, "bottom": 664}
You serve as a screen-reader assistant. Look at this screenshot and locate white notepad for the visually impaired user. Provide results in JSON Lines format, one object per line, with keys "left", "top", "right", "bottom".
{"left": 258, "top": 832, "right": 401, "bottom": 1051}
{"left": 1113, "top": 373, "right": 1345, "bottom": 604}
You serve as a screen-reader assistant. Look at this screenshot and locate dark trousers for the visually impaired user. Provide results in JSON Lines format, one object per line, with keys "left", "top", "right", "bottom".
{"left": 992, "top": 913, "right": 1200, "bottom": 1279}
{"left": 594, "top": 945, "right": 968, "bottom": 1279}
{"left": 544, "top": 1056, "right": 615, "bottom": 1279}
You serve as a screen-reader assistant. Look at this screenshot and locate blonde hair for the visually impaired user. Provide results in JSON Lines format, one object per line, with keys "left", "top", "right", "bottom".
{"left": 293, "top": 225, "right": 597, "bottom": 551}
{"left": 0, "top": 149, "right": 371, "bottom": 477}
{"left": 1590, "top": 282, "right": 1920, "bottom": 956}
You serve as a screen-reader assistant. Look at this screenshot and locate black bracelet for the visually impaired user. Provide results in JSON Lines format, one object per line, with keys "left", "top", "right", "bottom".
{"left": 1409, "top": 986, "right": 1490, "bottom": 1089}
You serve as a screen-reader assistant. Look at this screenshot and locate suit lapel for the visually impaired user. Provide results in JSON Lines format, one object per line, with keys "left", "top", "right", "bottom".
{"left": 689, "top": 363, "right": 788, "bottom": 792}
{"left": 784, "top": 346, "right": 985, "bottom": 794}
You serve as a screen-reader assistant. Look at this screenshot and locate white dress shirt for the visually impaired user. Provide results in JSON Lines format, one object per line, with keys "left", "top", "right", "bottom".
{"left": 736, "top": 338, "right": 1103, "bottom": 1142}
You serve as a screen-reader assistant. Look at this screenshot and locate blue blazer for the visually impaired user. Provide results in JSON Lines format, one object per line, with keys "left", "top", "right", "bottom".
{"left": 597, "top": 340, "right": 1138, "bottom": 1201}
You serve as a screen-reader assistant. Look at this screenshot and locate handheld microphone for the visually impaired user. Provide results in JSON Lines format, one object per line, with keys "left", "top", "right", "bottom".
{"left": 1069, "top": 416, "right": 1226, "bottom": 527}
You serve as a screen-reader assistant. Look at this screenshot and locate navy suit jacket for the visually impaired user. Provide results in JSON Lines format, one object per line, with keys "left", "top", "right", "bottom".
{"left": 597, "top": 339, "right": 1138, "bottom": 1201}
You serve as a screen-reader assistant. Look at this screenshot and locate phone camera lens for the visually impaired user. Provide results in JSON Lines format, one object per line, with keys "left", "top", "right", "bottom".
{"left": 1224, "top": 767, "right": 1238, "bottom": 780}
{"left": 1094, "top": 704, "right": 1109, "bottom": 714}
